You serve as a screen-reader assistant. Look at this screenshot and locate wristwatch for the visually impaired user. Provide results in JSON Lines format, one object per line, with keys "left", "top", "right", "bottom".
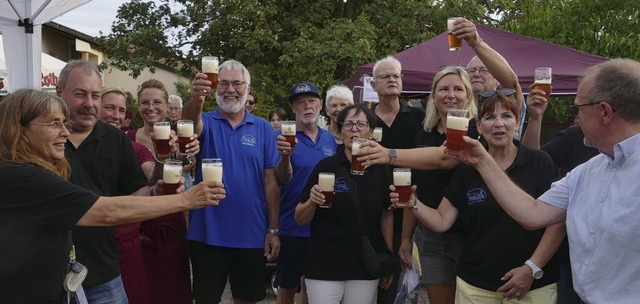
{"left": 525, "top": 259, "right": 544, "bottom": 279}
{"left": 268, "top": 228, "right": 279, "bottom": 235}
{"left": 388, "top": 149, "right": 397, "bottom": 165}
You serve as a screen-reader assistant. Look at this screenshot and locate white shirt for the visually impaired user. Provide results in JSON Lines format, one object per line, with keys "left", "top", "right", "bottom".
{"left": 540, "top": 132, "right": 640, "bottom": 303}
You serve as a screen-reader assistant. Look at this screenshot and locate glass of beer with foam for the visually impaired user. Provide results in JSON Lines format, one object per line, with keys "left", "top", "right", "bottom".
{"left": 202, "top": 56, "right": 219, "bottom": 90}
{"left": 350, "top": 137, "right": 366, "bottom": 175}
{"left": 445, "top": 109, "right": 470, "bottom": 157}
{"left": 153, "top": 122, "right": 172, "bottom": 156}
{"left": 176, "top": 120, "right": 194, "bottom": 154}
{"left": 163, "top": 160, "right": 183, "bottom": 194}
{"left": 534, "top": 67, "right": 552, "bottom": 98}
{"left": 372, "top": 127, "right": 383, "bottom": 142}
{"left": 393, "top": 168, "right": 412, "bottom": 207}
{"left": 202, "top": 158, "right": 223, "bottom": 183}
{"left": 318, "top": 172, "right": 335, "bottom": 208}
{"left": 281, "top": 121, "right": 297, "bottom": 150}
{"left": 447, "top": 17, "right": 462, "bottom": 51}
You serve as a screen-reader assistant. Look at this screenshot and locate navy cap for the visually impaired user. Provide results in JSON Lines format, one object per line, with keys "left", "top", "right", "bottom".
{"left": 288, "top": 81, "right": 321, "bottom": 103}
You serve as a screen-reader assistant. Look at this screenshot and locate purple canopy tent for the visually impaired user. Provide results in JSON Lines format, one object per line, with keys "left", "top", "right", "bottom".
{"left": 344, "top": 24, "right": 608, "bottom": 101}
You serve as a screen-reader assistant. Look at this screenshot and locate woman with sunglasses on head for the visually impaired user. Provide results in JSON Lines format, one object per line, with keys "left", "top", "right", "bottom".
{"left": 393, "top": 89, "right": 564, "bottom": 303}
{"left": 294, "top": 104, "right": 395, "bottom": 304}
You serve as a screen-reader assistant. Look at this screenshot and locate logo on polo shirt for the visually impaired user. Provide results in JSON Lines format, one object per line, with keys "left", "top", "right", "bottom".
{"left": 322, "top": 145, "right": 334, "bottom": 156}
{"left": 334, "top": 177, "right": 355, "bottom": 193}
{"left": 241, "top": 134, "right": 257, "bottom": 146}
{"left": 466, "top": 188, "right": 487, "bottom": 205}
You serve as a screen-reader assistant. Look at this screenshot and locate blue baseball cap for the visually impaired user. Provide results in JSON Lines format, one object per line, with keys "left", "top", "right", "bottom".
{"left": 288, "top": 81, "right": 321, "bottom": 103}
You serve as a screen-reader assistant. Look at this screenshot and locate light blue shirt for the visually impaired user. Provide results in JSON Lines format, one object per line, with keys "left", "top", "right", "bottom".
{"left": 539, "top": 132, "right": 640, "bottom": 303}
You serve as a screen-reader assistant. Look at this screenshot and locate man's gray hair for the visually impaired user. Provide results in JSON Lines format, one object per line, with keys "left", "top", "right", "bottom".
{"left": 585, "top": 58, "right": 640, "bottom": 123}
{"left": 219, "top": 60, "right": 251, "bottom": 85}
{"left": 58, "top": 60, "right": 102, "bottom": 90}
{"left": 325, "top": 85, "right": 354, "bottom": 108}
{"left": 372, "top": 56, "right": 402, "bottom": 77}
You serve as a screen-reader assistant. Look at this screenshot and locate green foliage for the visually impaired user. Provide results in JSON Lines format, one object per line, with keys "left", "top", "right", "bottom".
{"left": 99, "top": 0, "right": 640, "bottom": 123}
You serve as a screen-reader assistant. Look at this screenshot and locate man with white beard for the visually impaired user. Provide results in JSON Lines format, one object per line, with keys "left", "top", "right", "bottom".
{"left": 273, "top": 82, "right": 337, "bottom": 304}
{"left": 184, "top": 60, "right": 281, "bottom": 304}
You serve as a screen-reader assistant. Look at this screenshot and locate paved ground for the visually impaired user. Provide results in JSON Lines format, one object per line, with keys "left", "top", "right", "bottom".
{"left": 218, "top": 283, "right": 431, "bottom": 303}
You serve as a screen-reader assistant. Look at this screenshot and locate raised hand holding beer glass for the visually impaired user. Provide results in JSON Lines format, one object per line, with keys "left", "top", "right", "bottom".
{"left": 533, "top": 67, "right": 552, "bottom": 98}
{"left": 447, "top": 17, "right": 463, "bottom": 51}
{"left": 177, "top": 119, "right": 194, "bottom": 154}
{"left": 445, "top": 109, "right": 470, "bottom": 157}
{"left": 202, "top": 56, "right": 219, "bottom": 91}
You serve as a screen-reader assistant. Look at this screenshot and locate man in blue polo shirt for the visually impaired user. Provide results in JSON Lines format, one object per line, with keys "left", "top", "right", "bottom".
{"left": 185, "top": 59, "right": 281, "bottom": 304}
{"left": 274, "top": 81, "right": 337, "bottom": 304}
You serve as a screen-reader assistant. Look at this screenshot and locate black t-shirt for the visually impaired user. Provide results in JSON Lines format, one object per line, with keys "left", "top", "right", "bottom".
{"left": 301, "top": 146, "right": 393, "bottom": 280}
{"left": 374, "top": 103, "right": 426, "bottom": 252}
{"left": 445, "top": 144, "right": 560, "bottom": 291}
{"left": 65, "top": 121, "right": 148, "bottom": 287}
{"left": 0, "top": 163, "right": 98, "bottom": 303}
{"left": 541, "top": 124, "right": 599, "bottom": 174}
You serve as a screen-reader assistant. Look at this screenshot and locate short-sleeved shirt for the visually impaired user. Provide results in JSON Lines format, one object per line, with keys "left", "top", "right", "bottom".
{"left": 300, "top": 146, "right": 392, "bottom": 280}
{"left": 445, "top": 143, "right": 559, "bottom": 291}
{"left": 541, "top": 124, "right": 598, "bottom": 174}
{"left": 0, "top": 163, "right": 99, "bottom": 303}
{"left": 188, "top": 109, "right": 279, "bottom": 248}
{"left": 65, "top": 121, "right": 149, "bottom": 287}
{"left": 539, "top": 133, "right": 640, "bottom": 303}
{"left": 277, "top": 127, "right": 336, "bottom": 237}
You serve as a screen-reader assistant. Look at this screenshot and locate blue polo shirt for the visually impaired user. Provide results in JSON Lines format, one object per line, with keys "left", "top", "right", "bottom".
{"left": 187, "top": 109, "right": 279, "bottom": 248}
{"left": 277, "top": 127, "right": 336, "bottom": 237}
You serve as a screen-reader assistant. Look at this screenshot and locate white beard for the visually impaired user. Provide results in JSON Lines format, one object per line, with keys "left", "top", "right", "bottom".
{"left": 216, "top": 93, "right": 246, "bottom": 114}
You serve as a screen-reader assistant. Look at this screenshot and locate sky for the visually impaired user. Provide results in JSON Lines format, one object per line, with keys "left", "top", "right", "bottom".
{"left": 53, "top": 1, "right": 129, "bottom": 37}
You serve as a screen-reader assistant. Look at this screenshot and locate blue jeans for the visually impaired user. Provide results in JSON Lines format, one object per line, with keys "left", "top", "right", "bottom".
{"left": 83, "top": 276, "right": 128, "bottom": 304}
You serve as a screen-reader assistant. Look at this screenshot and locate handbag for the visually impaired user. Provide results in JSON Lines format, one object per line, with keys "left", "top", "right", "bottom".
{"left": 342, "top": 169, "right": 398, "bottom": 278}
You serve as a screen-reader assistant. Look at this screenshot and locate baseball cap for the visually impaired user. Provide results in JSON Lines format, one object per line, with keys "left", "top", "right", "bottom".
{"left": 288, "top": 81, "right": 321, "bottom": 103}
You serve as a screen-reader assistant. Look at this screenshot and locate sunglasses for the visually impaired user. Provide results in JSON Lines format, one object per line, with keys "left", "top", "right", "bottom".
{"left": 246, "top": 99, "right": 255, "bottom": 105}
{"left": 478, "top": 88, "right": 516, "bottom": 103}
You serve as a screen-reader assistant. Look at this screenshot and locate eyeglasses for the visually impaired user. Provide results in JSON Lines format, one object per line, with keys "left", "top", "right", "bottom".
{"left": 218, "top": 80, "right": 247, "bottom": 90}
{"left": 168, "top": 107, "right": 182, "bottom": 113}
{"left": 467, "top": 67, "right": 490, "bottom": 75}
{"left": 29, "top": 121, "right": 71, "bottom": 132}
{"left": 341, "top": 120, "right": 369, "bottom": 131}
{"left": 569, "top": 101, "right": 603, "bottom": 117}
{"left": 140, "top": 100, "right": 166, "bottom": 109}
{"left": 246, "top": 99, "right": 255, "bottom": 105}
{"left": 374, "top": 73, "right": 403, "bottom": 80}
{"left": 478, "top": 88, "right": 516, "bottom": 103}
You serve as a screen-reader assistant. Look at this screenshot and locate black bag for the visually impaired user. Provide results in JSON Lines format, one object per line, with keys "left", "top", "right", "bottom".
{"left": 360, "top": 235, "right": 398, "bottom": 277}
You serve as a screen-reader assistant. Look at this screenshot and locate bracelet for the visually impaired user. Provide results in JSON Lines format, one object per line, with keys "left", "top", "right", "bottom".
{"left": 411, "top": 197, "right": 419, "bottom": 210}
{"left": 471, "top": 38, "right": 484, "bottom": 50}
{"left": 149, "top": 185, "right": 156, "bottom": 196}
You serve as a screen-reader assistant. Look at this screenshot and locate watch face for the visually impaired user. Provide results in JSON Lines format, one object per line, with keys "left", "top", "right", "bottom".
{"left": 533, "top": 270, "right": 543, "bottom": 279}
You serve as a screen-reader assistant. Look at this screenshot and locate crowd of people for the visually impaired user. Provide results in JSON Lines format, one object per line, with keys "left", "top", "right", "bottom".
{"left": 1, "top": 17, "right": 639, "bottom": 304}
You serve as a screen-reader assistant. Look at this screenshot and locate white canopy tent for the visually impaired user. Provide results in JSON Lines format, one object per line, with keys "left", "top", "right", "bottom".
{"left": 0, "top": 35, "right": 68, "bottom": 95}
{"left": 0, "top": 0, "right": 91, "bottom": 93}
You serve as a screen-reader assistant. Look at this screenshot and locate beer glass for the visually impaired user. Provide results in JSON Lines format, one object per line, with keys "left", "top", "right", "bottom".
{"left": 281, "top": 121, "right": 297, "bottom": 150}
{"left": 534, "top": 67, "right": 552, "bottom": 98}
{"left": 152, "top": 122, "right": 172, "bottom": 156}
{"left": 445, "top": 109, "right": 470, "bottom": 157}
{"left": 373, "top": 127, "right": 383, "bottom": 142}
{"left": 202, "top": 158, "right": 223, "bottom": 183}
{"left": 202, "top": 56, "right": 219, "bottom": 90}
{"left": 350, "top": 137, "right": 366, "bottom": 175}
{"left": 163, "top": 160, "right": 183, "bottom": 195}
{"left": 318, "top": 172, "right": 335, "bottom": 208}
{"left": 447, "top": 17, "right": 463, "bottom": 51}
{"left": 393, "top": 168, "right": 412, "bottom": 207}
{"left": 176, "top": 120, "right": 194, "bottom": 154}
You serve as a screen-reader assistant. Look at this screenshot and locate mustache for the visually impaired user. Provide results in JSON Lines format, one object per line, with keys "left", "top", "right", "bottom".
{"left": 77, "top": 108, "right": 97, "bottom": 115}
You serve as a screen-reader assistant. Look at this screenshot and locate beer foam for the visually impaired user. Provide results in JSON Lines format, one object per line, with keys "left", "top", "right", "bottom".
{"left": 202, "top": 58, "right": 218, "bottom": 73}
{"left": 393, "top": 171, "right": 411, "bottom": 186}
{"left": 351, "top": 141, "right": 361, "bottom": 155}
{"left": 534, "top": 79, "right": 552, "bottom": 85}
{"left": 318, "top": 174, "right": 335, "bottom": 191}
{"left": 177, "top": 123, "right": 194, "bottom": 137}
{"left": 447, "top": 116, "right": 469, "bottom": 131}
{"left": 163, "top": 164, "right": 182, "bottom": 184}
{"left": 153, "top": 125, "right": 171, "bottom": 139}
{"left": 282, "top": 123, "right": 296, "bottom": 135}
{"left": 202, "top": 165, "right": 223, "bottom": 183}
